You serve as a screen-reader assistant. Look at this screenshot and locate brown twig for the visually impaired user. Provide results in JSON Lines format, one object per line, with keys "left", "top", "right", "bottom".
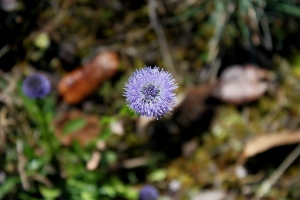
{"left": 27, "top": 0, "right": 73, "bottom": 40}
{"left": 29, "top": 174, "right": 53, "bottom": 188}
{"left": 0, "top": 45, "right": 9, "bottom": 59}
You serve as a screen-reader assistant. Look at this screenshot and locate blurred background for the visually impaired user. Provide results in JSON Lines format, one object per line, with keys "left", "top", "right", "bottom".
{"left": 1, "top": 0, "right": 300, "bottom": 199}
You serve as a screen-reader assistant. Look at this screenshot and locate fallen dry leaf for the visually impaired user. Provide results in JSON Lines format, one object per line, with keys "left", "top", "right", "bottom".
{"left": 58, "top": 51, "right": 119, "bottom": 104}
{"left": 212, "top": 64, "right": 271, "bottom": 105}
{"left": 54, "top": 110, "right": 101, "bottom": 146}
{"left": 239, "top": 130, "right": 300, "bottom": 163}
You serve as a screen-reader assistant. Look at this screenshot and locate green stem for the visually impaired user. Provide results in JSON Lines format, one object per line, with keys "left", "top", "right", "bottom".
{"left": 36, "top": 99, "right": 56, "bottom": 154}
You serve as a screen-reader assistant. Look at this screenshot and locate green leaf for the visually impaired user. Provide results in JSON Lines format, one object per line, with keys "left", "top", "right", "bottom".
{"left": 80, "top": 191, "right": 98, "bottom": 200}
{"left": 148, "top": 169, "right": 167, "bottom": 182}
{"left": 99, "top": 185, "right": 116, "bottom": 198}
{"left": 18, "top": 192, "right": 40, "bottom": 200}
{"left": 62, "top": 118, "right": 86, "bottom": 135}
{"left": 100, "top": 116, "right": 114, "bottom": 125}
{"left": 39, "top": 186, "right": 61, "bottom": 200}
{"left": 0, "top": 177, "right": 20, "bottom": 199}
{"left": 123, "top": 186, "right": 138, "bottom": 200}
{"left": 119, "top": 105, "right": 136, "bottom": 117}
{"left": 99, "top": 128, "right": 111, "bottom": 140}
{"left": 103, "top": 151, "right": 118, "bottom": 165}
{"left": 274, "top": 3, "right": 300, "bottom": 18}
{"left": 41, "top": 96, "right": 56, "bottom": 124}
{"left": 67, "top": 178, "right": 97, "bottom": 196}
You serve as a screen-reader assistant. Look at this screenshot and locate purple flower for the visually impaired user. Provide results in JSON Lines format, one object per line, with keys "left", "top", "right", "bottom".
{"left": 124, "top": 66, "right": 178, "bottom": 119}
{"left": 139, "top": 185, "right": 159, "bottom": 200}
{"left": 22, "top": 74, "right": 51, "bottom": 99}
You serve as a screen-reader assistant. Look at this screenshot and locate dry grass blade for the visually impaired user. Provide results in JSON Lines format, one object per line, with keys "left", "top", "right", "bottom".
{"left": 17, "top": 140, "right": 30, "bottom": 191}
{"left": 261, "top": 16, "right": 273, "bottom": 51}
{"left": 254, "top": 144, "right": 300, "bottom": 199}
{"left": 207, "top": 3, "right": 235, "bottom": 83}
{"left": 0, "top": 45, "right": 9, "bottom": 59}
{"left": 148, "top": 0, "right": 179, "bottom": 82}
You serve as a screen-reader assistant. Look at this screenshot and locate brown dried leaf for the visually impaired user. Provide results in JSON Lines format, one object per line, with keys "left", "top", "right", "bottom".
{"left": 240, "top": 130, "right": 300, "bottom": 162}
{"left": 54, "top": 110, "right": 101, "bottom": 146}
{"left": 212, "top": 64, "right": 271, "bottom": 105}
{"left": 58, "top": 51, "right": 119, "bottom": 104}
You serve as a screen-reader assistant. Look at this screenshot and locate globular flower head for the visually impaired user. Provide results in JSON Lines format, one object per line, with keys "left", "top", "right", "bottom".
{"left": 124, "top": 66, "right": 178, "bottom": 119}
{"left": 139, "top": 185, "right": 159, "bottom": 200}
{"left": 22, "top": 73, "right": 51, "bottom": 99}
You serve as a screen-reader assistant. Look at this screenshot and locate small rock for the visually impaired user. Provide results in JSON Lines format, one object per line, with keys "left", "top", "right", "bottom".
{"left": 0, "top": 0, "right": 17, "bottom": 12}
{"left": 168, "top": 179, "right": 182, "bottom": 193}
{"left": 235, "top": 165, "right": 247, "bottom": 179}
{"left": 192, "top": 190, "right": 230, "bottom": 200}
